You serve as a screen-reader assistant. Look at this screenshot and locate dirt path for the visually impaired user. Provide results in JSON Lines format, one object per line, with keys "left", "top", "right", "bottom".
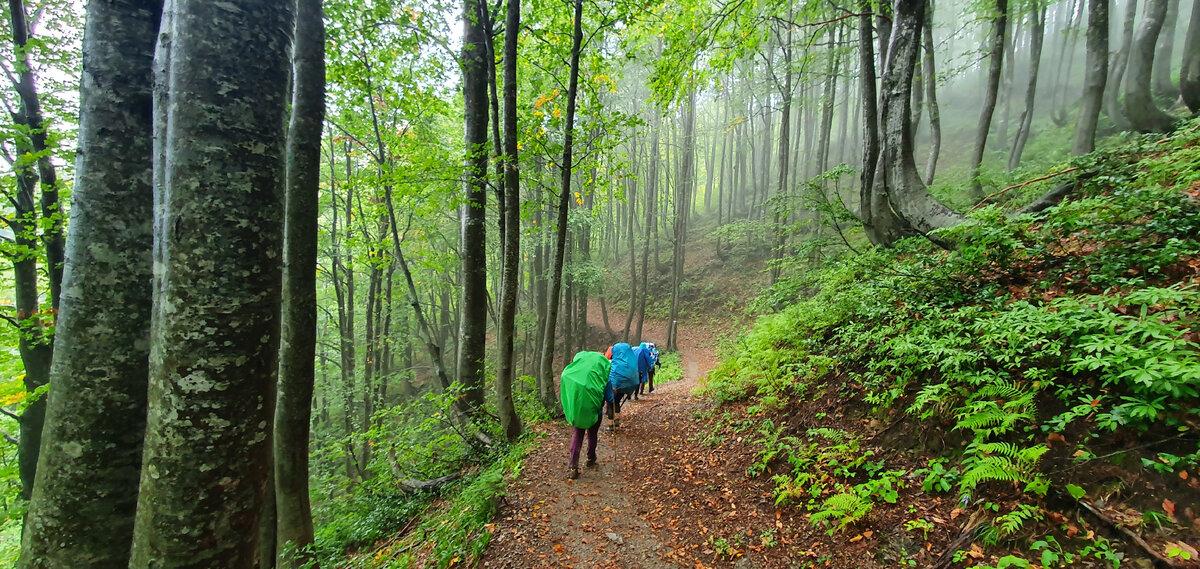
{"left": 480, "top": 309, "right": 819, "bottom": 569}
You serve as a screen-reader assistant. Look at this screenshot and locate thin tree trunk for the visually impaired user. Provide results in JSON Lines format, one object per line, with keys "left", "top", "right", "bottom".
{"left": 7, "top": 0, "right": 64, "bottom": 312}
{"left": 770, "top": 22, "right": 793, "bottom": 286}
{"left": 858, "top": 0, "right": 880, "bottom": 226}
{"left": 1104, "top": 0, "right": 1138, "bottom": 130}
{"left": 458, "top": 0, "right": 490, "bottom": 414}
{"left": 668, "top": 85, "right": 696, "bottom": 350}
{"left": 496, "top": 0, "right": 523, "bottom": 441}
{"left": 622, "top": 139, "right": 638, "bottom": 341}
{"left": 968, "top": 0, "right": 1009, "bottom": 200}
{"left": 538, "top": 0, "right": 583, "bottom": 410}
{"left": 636, "top": 117, "right": 657, "bottom": 342}
{"left": 275, "top": 0, "right": 324, "bottom": 559}
{"left": 130, "top": 2, "right": 294, "bottom": 564}
{"left": 483, "top": 6, "right": 506, "bottom": 263}
{"left": 1073, "top": 0, "right": 1110, "bottom": 154}
{"left": 1153, "top": 0, "right": 1180, "bottom": 97}
{"left": 1008, "top": 3, "right": 1047, "bottom": 170}
{"left": 922, "top": 2, "right": 942, "bottom": 184}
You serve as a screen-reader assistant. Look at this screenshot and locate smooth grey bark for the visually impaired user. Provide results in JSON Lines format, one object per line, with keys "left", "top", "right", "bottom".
{"left": 817, "top": 29, "right": 840, "bottom": 175}
{"left": 496, "top": 0, "right": 523, "bottom": 441}
{"left": 1073, "top": 0, "right": 1109, "bottom": 154}
{"left": 482, "top": 6, "right": 505, "bottom": 265}
{"left": 275, "top": 0, "right": 324, "bottom": 563}
{"left": 622, "top": 138, "right": 638, "bottom": 341}
{"left": 458, "top": 0, "right": 489, "bottom": 414}
{"left": 871, "top": 0, "right": 963, "bottom": 245}
{"left": 635, "top": 117, "right": 657, "bottom": 342}
{"left": 858, "top": 0, "right": 880, "bottom": 226}
{"left": 1125, "top": 0, "right": 1177, "bottom": 131}
{"left": 1183, "top": 0, "right": 1200, "bottom": 112}
{"left": 1153, "top": 0, "right": 1179, "bottom": 96}
{"left": 968, "top": 0, "right": 1009, "bottom": 200}
{"left": 537, "top": 0, "right": 582, "bottom": 410}
{"left": 129, "top": 1, "right": 294, "bottom": 566}
{"left": 922, "top": 2, "right": 942, "bottom": 184}
{"left": 769, "top": 21, "right": 792, "bottom": 287}
{"left": 1008, "top": 3, "right": 1047, "bottom": 170}
{"left": 1049, "top": 0, "right": 1084, "bottom": 125}
{"left": 624, "top": 138, "right": 643, "bottom": 343}
{"left": 1104, "top": 0, "right": 1138, "bottom": 129}
{"left": 20, "top": 3, "right": 160, "bottom": 566}
{"left": 667, "top": 85, "right": 695, "bottom": 350}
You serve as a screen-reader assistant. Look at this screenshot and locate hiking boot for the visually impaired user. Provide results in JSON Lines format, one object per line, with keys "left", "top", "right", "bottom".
{"left": 568, "top": 466, "right": 579, "bottom": 480}
{"left": 586, "top": 457, "right": 597, "bottom": 468}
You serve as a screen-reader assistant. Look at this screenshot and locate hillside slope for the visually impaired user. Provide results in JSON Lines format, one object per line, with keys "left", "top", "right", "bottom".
{"left": 699, "top": 121, "right": 1200, "bottom": 567}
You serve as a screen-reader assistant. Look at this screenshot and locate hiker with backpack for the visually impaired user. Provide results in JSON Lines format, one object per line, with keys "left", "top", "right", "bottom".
{"left": 606, "top": 342, "right": 641, "bottom": 429}
{"left": 559, "top": 351, "right": 613, "bottom": 479}
{"left": 637, "top": 342, "right": 659, "bottom": 396}
{"left": 629, "top": 342, "right": 654, "bottom": 401}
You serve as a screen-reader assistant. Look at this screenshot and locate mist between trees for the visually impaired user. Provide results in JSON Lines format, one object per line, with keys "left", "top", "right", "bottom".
{"left": 0, "top": 0, "right": 1192, "bottom": 566}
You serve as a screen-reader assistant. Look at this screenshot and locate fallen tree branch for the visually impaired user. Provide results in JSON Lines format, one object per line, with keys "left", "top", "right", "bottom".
{"left": 1019, "top": 178, "right": 1083, "bottom": 214}
{"left": 933, "top": 510, "right": 987, "bottom": 569}
{"left": 400, "top": 473, "right": 461, "bottom": 493}
{"left": 973, "top": 167, "right": 1081, "bottom": 210}
{"left": 1078, "top": 499, "right": 1178, "bottom": 568}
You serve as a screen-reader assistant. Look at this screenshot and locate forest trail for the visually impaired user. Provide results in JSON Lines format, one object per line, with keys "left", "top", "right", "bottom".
{"left": 480, "top": 307, "right": 723, "bottom": 569}
{"left": 481, "top": 308, "right": 822, "bottom": 569}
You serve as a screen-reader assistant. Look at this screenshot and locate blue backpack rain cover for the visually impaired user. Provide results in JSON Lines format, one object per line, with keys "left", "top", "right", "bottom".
{"left": 633, "top": 345, "right": 652, "bottom": 384}
{"left": 608, "top": 342, "right": 640, "bottom": 392}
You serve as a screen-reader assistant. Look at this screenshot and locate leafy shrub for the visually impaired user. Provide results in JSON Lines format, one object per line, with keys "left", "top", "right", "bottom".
{"left": 704, "top": 123, "right": 1200, "bottom": 557}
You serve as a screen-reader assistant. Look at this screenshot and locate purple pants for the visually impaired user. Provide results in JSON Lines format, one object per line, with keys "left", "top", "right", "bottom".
{"left": 569, "top": 411, "right": 603, "bottom": 469}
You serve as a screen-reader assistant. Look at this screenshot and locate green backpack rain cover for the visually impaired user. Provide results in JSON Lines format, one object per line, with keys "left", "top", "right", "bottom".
{"left": 560, "top": 351, "right": 611, "bottom": 429}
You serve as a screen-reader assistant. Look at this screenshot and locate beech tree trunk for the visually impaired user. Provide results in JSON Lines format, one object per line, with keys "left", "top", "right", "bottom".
{"left": 667, "top": 86, "right": 695, "bottom": 350}
{"left": 1073, "top": 0, "right": 1109, "bottom": 154}
{"left": 1125, "top": 0, "right": 1177, "bottom": 132}
{"left": 458, "top": 0, "right": 490, "bottom": 414}
{"left": 922, "top": 2, "right": 942, "bottom": 184}
{"left": 275, "top": 0, "right": 324, "bottom": 562}
{"left": 538, "top": 0, "right": 583, "bottom": 410}
{"left": 1183, "top": 0, "right": 1200, "bottom": 112}
{"left": 968, "top": 0, "right": 1009, "bottom": 200}
{"left": 130, "top": 1, "right": 294, "bottom": 565}
{"left": 1153, "top": 0, "right": 1180, "bottom": 97}
{"left": 496, "top": 0, "right": 523, "bottom": 441}
{"left": 769, "top": 23, "right": 792, "bottom": 287}
{"left": 1008, "top": 3, "right": 1047, "bottom": 170}
{"left": 871, "top": 0, "right": 964, "bottom": 245}
{"left": 858, "top": 0, "right": 880, "bottom": 226}
{"left": 1104, "top": 0, "right": 1138, "bottom": 130}
{"left": 20, "top": 2, "right": 160, "bottom": 566}
{"left": 622, "top": 138, "right": 638, "bottom": 341}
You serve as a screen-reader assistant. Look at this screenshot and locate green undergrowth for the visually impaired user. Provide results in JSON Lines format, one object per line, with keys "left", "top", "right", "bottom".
{"left": 317, "top": 376, "right": 549, "bottom": 568}
{"left": 349, "top": 436, "right": 539, "bottom": 568}
{"left": 702, "top": 122, "right": 1200, "bottom": 565}
{"left": 656, "top": 351, "right": 684, "bottom": 384}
